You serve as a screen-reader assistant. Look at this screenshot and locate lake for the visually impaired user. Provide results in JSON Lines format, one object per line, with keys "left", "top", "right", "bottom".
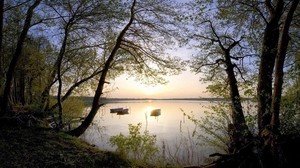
{"left": 80, "top": 99, "right": 218, "bottom": 165}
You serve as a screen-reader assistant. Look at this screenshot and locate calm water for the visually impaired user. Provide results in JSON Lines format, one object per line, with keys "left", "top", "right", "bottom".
{"left": 80, "top": 99, "right": 215, "bottom": 165}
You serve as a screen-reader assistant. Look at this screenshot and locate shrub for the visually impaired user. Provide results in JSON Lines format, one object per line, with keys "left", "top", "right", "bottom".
{"left": 109, "top": 123, "right": 159, "bottom": 166}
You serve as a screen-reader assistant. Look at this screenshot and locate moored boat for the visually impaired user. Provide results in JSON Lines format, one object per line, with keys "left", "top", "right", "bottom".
{"left": 150, "top": 109, "right": 161, "bottom": 116}
{"left": 117, "top": 108, "right": 129, "bottom": 115}
{"left": 110, "top": 108, "right": 124, "bottom": 113}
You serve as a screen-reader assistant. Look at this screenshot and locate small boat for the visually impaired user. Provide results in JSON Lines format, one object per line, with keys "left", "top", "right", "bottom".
{"left": 150, "top": 109, "right": 161, "bottom": 116}
{"left": 117, "top": 108, "right": 129, "bottom": 115}
{"left": 110, "top": 108, "right": 124, "bottom": 113}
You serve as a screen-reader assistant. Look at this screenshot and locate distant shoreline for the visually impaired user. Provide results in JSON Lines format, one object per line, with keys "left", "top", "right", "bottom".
{"left": 54, "top": 96, "right": 254, "bottom": 105}
{"left": 102, "top": 97, "right": 224, "bottom": 101}
{"left": 77, "top": 96, "right": 251, "bottom": 106}
{"left": 82, "top": 96, "right": 224, "bottom": 101}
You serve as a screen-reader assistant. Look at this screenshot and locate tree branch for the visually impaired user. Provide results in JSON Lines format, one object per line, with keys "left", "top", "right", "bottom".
{"left": 4, "top": 0, "right": 31, "bottom": 12}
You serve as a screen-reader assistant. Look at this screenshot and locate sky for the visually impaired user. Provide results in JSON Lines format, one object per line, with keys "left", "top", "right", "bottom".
{"left": 108, "top": 69, "right": 209, "bottom": 99}
{"left": 107, "top": 0, "right": 208, "bottom": 99}
{"left": 107, "top": 48, "right": 210, "bottom": 99}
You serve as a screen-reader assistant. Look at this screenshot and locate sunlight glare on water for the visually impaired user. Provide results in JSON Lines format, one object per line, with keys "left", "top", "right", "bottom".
{"left": 80, "top": 99, "right": 215, "bottom": 165}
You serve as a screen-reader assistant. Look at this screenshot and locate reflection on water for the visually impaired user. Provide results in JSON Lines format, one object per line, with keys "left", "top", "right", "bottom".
{"left": 80, "top": 100, "right": 214, "bottom": 165}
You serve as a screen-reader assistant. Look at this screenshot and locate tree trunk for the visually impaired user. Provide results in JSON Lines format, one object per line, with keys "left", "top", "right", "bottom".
{"left": 257, "top": 0, "right": 284, "bottom": 132}
{"left": 0, "top": 0, "right": 4, "bottom": 92}
{"left": 68, "top": 0, "right": 137, "bottom": 137}
{"left": 0, "top": 0, "right": 41, "bottom": 116}
{"left": 224, "top": 49, "right": 251, "bottom": 151}
{"left": 271, "top": 0, "right": 299, "bottom": 132}
{"left": 48, "top": 69, "right": 102, "bottom": 112}
{"left": 19, "top": 70, "right": 26, "bottom": 105}
{"left": 28, "top": 77, "right": 33, "bottom": 104}
{"left": 209, "top": 20, "right": 252, "bottom": 151}
{"left": 56, "top": 24, "right": 71, "bottom": 128}
{"left": 39, "top": 20, "right": 72, "bottom": 112}
{"left": 257, "top": 1, "right": 299, "bottom": 168}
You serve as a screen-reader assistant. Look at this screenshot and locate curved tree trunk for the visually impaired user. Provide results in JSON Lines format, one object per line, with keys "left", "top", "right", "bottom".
{"left": 39, "top": 32, "right": 69, "bottom": 112}
{"left": 56, "top": 26, "right": 70, "bottom": 128}
{"left": 68, "top": 0, "right": 137, "bottom": 137}
{"left": 48, "top": 69, "right": 103, "bottom": 112}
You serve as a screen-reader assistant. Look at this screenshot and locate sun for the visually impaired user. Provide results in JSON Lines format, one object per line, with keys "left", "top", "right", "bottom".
{"left": 143, "top": 87, "right": 157, "bottom": 95}
{"left": 139, "top": 84, "right": 162, "bottom": 96}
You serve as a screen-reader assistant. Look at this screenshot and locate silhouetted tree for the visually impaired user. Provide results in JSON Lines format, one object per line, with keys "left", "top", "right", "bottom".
{"left": 69, "top": 0, "right": 184, "bottom": 136}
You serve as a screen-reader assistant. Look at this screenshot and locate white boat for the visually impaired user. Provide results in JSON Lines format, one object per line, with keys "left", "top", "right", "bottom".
{"left": 150, "top": 109, "right": 161, "bottom": 116}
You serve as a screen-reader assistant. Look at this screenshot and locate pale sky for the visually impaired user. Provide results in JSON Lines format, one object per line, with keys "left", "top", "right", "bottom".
{"left": 106, "top": 0, "right": 207, "bottom": 99}
{"left": 107, "top": 47, "right": 210, "bottom": 98}
{"left": 108, "top": 70, "right": 209, "bottom": 98}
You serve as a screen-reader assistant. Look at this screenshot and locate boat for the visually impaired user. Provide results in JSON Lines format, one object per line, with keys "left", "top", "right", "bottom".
{"left": 110, "top": 108, "right": 124, "bottom": 113}
{"left": 117, "top": 108, "right": 129, "bottom": 115}
{"left": 150, "top": 109, "right": 161, "bottom": 116}
{"left": 110, "top": 108, "right": 129, "bottom": 115}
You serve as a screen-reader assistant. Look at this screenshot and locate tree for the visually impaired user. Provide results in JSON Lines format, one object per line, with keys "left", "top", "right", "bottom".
{"left": 0, "top": 0, "right": 41, "bottom": 116}
{"left": 188, "top": 0, "right": 300, "bottom": 167}
{"left": 0, "top": 0, "right": 3, "bottom": 91}
{"left": 37, "top": 0, "right": 119, "bottom": 127}
{"left": 69, "top": 0, "right": 184, "bottom": 136}
{"left": 190, "top": 19, "right": 252, "bottom": 151}
{"left": 12, "top": 36, "right": 51, "bottom": 105}
{"left": 270, "top": 0, "right": 300, "bottom": 132}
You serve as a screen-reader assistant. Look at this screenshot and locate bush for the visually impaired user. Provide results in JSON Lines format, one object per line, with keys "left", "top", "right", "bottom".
{"left": 109, "top": 123, "right": 159, "bottom": 166}
{"left": 185, "top": 100, "right": 257, "bottom": 154}
{"left": 185, "top": 102, "right": 231, "bottom": 154}
{"left": 62, "top": 97, "right": 84, "bottom": 120}
{"left": 57, "top": 97, "right": 85, "bottom": 130}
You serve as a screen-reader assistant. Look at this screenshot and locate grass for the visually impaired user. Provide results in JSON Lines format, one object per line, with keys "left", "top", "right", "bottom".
{"left": 0, "top": 126, "right": 130, "bottom": 168}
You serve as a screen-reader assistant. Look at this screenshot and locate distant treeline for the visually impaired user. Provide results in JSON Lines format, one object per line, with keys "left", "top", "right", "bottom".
{"left": 76, "top": 96, "right": 254, "bottom": 106}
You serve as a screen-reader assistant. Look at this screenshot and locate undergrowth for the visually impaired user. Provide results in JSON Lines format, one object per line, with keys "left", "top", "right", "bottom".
{"left": 0, "top": 126, "right": 130, "bottom": 168}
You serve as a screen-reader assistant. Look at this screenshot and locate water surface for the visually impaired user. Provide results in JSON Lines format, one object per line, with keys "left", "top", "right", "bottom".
{"left": 80, "top": 99, "right": 215, "bottom": 164}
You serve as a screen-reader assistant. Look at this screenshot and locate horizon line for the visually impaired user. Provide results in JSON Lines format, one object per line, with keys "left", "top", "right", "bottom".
{"left": 81, "top": 96, "right": 222, "bottom": 100}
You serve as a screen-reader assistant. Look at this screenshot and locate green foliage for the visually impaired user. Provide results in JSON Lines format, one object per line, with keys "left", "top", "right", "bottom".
{"left": 206, "top": 82, "right": 230, "bottom": 98}
{"left": 49, "top": 96, "right": 85, "bottom": 128}
{"left": 109, "top": 123, "right": 159, "bottom": 165}
{"left": 185, "top": 102, "right": 231, "bottom": 153}
{"left": 280, "top": 50, "right": 300, "bottom": 134}
{"left": 19, "top": 36, "right": 53, "bottom": 104}
{"left": 0, "top": 0, "right": 185, "bottom": 117}
{"left": 185, "top": 100, "right": 257, "bottom": 153}
{"left": 61, "top": 97, "right": 85, "bottom": 125}
{"left": 242, "top": 101, "right": 258, "bottom": 134}
{"left": 280, "top": 85, "right": 300, "bottom": 135}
